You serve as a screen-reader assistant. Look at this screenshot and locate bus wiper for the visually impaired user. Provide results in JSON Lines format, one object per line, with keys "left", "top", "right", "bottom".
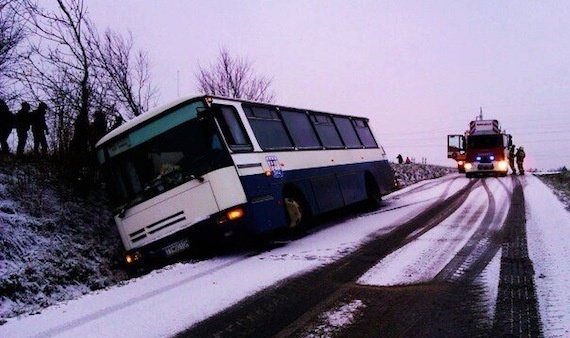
{"left": 189, "top": 173, "right": 205, "bottom": 183}
{"left": 144, "top": 169, "right": 204, "bottom": 192}
{"left": 172, "top": 168, "right": 205, "bottom": 183}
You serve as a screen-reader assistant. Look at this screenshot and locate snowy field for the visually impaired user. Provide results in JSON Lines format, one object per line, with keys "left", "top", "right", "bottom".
{"left": 1, "top": 174, "right": 569, "bottom": 337}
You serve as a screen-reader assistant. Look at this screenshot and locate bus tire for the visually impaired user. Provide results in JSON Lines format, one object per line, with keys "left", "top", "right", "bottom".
{"left": 283, "top": 190, "right": 310, "bottom": 229}
{"left": 365, "top": 176, "right": 382, "bottom": 210}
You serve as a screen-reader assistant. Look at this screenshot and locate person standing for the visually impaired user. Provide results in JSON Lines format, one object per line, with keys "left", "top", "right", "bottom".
{"left": 508, "top": 144, "right": 516, "bottom": 175}
{"left": 31, "top": 102, "right": 49, "bottom": 155}
{"left": 90, "top": 110, "right": 107, "bottom": 151}
{"left": 0, "top": 99, "right": 14, "bottom": 154}
{"left": 515, "top": 146, "right": 526, "bottom": 175}
{"left": 396, "top": 154, "right": 403, "bottom": 164}
{"left": 15, "top": 102, "right": 31, "bottom": 156}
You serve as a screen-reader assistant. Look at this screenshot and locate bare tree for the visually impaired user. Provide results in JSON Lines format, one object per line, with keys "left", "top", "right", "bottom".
{"left": 196, "top": 48, "right": 275, "bottom": 103}
{"left": 15, "top": 0, "right": 97, "bottom": 161}
{"left": 16, "top": 0, "right": 159, "bottom": 163}
{"left": 0, "top": 0, "right": 28, "bottom": 99}
{"left": 94, "top": 29, "right": 158, "bottom": 118}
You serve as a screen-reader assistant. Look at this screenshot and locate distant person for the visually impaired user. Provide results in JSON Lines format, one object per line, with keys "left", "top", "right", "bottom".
{"left": 110, "top": 113, "right": 125, "bottom": 130}
{"left": 90, "top": 110, "right": 107, "bottom": 150}
{"left": 396, "top": 154, "right": 403, "bottom": 164}
{"left": 405, "top": 156, "right": 411, "bottom": 164}
{"left": 15, "top": 102, "right": 31, "bottom": 156}
{"left": 31, "top": 102, "right": 49, "bottom": 155}
{"left": 508, "top": 144, "right": 516, "bottom": 175}
{"left": 0, "top": 99, "right": 14, "bottom": 154}
{"left": 515, "top": 146, "right": 526, "bottom": 175}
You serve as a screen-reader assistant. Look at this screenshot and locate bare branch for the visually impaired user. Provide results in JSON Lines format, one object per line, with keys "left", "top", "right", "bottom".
{"left": 196, "top": 47, "right": 275, "bottom": 103}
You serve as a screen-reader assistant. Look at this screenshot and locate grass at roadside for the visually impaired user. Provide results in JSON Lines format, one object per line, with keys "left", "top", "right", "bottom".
{"left": 536, "top": 170, "right": 570, "bottom": 210}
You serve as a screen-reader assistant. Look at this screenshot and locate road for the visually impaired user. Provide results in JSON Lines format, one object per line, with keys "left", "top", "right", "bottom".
{"left": 3, "top": 174, "right": 568, "bottom": 338}
{"left": 179, "top": 175, "right": 541, "bottom": 337}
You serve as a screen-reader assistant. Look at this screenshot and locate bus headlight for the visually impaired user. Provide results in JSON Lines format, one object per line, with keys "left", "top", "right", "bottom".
{"left": 216, "top": 207, "right": 244, "bottom": 225}
{"left": 227, "top": 208, "right": 244, "bottom": 221}
{"left": 125, "top": 251, "right": 142, "bottom": 264}
{"left": 464, "top": 163, "right": 473, "bottom": 170}
{"left": 497, "top": 161, "right": 508, "bottom": 171}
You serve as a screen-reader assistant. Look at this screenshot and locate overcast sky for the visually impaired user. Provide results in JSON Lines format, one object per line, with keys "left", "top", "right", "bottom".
{"left": 85, "top": 1, "right": 570, "bottom": 170}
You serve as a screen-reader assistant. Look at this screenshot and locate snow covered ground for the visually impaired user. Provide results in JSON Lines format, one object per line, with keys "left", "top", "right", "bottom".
{"left": 0, "top": 161, "right": 452, "bottom": 322}
{"left": 525, "top": 176, "right": 570, "bottom": 337}
{"left": 1, "top": 174, "right": 569, "bottom": 337}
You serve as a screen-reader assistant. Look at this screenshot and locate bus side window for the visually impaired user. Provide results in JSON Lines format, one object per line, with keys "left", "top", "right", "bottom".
{"left": 215, "top": 105, "right": 253, "bottom": 152}
{"left": 310, "top": 113, "right": 344, "bottom": 149}
{"left": 333, "top": 116, "right": 362, "bottom": 148}
{"left": 243, "top": 104, "right": 293, "bottom": 150}
{"left": 353, "top": 118, "right": 378, "bottom": 148}
{"left": 280, "top": 109, "right": 321, "bottom": 149}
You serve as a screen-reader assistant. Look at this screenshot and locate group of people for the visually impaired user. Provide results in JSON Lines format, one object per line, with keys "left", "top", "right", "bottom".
{"left": 508, "top": 144, "right": 526, "bottom": 175}
{"left": 0, "top": 100, "right": 49, "bottom": 156}
{"left": 396, "top": 154, "right": 412, "bottom": 164}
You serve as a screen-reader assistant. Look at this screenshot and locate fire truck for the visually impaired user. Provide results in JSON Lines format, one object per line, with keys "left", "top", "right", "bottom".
{"left": 447, "top": 113, "right": 512, "bottom": 178}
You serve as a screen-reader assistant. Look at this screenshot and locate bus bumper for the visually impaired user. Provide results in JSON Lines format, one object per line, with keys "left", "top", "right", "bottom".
{"left": 123, "top": 204, "right": 250, "bottom": 268}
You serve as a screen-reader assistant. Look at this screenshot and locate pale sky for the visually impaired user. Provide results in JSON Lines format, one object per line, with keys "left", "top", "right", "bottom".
{"left": 85, "top": 1, "right": 570, "bottom": 170}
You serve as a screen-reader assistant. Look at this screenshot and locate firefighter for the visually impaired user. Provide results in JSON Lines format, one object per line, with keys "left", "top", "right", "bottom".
{"left": 515, "top": 146, "right": 526, "bottom": 175}
{"left": 508, "top": 144, "right": 516, "bottom": 175}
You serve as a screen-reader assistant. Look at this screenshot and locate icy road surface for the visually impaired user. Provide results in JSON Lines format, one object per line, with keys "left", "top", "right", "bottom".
{"left": 1, "top": 174, "right": 569, "bottom": 337}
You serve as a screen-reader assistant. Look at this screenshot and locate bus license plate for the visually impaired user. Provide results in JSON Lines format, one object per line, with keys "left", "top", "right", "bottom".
{"left": 164, "top": 239, "right": 190, "bottom": 257}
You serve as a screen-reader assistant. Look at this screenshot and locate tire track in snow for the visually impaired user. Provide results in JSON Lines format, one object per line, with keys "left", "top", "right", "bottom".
{"left": 178, "top": 179, "right": 478, "bottom": 337}
{"left": 491, "top": 176, "right": 543, "bottom": 337}
{"left": 366, "top": 174, "right": 466, "bottom": 217}
{"left": 435, "top": 178, "right": 505, "bottom": 284}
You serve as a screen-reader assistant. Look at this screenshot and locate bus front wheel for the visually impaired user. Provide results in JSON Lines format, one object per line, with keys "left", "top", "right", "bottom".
{"left": 283, "top": 186, "right": 312, "bottom": 230}
{"left": 285, "top": 197, "right": 304, "bottom": 228}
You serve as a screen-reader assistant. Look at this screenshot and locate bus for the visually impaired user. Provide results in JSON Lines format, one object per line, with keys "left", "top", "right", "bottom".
{"left": 96, "top": 95, "right": 397, "bottom": 266}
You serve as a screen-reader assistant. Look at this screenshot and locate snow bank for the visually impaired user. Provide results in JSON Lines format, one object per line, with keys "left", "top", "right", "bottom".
{"left": 391, "top": 162, "right": 456, "bottom": 187}
{"left": 0, "top": 160, "right": 125, "bottom": 322}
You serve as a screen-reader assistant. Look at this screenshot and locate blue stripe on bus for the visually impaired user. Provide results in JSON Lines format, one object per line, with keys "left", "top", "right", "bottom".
{"left": 237, "top": 159, "right": 394, "bottom": 233}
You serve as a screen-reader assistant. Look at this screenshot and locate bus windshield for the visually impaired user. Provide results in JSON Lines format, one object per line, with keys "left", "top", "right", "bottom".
{"left": 99, "top": 102, "right": 232, "bottom": 210}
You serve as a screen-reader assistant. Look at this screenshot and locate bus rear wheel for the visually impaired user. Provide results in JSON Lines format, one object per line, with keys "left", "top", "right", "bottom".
{"left": 365, "top": 177, "right": 382, "bottom": 210}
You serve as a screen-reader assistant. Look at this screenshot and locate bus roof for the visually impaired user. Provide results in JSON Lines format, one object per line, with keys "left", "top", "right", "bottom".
{"left": 96, "top": 94, "right": 373, "bottom": 148}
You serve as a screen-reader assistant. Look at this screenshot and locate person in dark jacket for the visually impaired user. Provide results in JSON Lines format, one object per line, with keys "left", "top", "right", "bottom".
{"left": 90, "top": 110, "right": 107, "bottom": 151}
{"left": 15, "top": 102, "right": 31, "bottom": 156}
{"left": 396, "top": 154, "right": 403, "bottom": 164}
{"left": 508, "top": 144, "right": 516, "bottom": 175}
{"left": 31, "top": 102, "right": 49, "bottom": 155}
{"left": 515, "top": 146, "right": 526, "bottom": 175}
{"left": 0, "top": 99, "right": 14, "bottom": 154}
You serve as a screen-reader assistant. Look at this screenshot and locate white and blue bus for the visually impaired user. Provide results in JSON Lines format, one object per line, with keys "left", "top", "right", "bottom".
{"left": 96, "top": 95, "right": 397, "bottom": 266}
